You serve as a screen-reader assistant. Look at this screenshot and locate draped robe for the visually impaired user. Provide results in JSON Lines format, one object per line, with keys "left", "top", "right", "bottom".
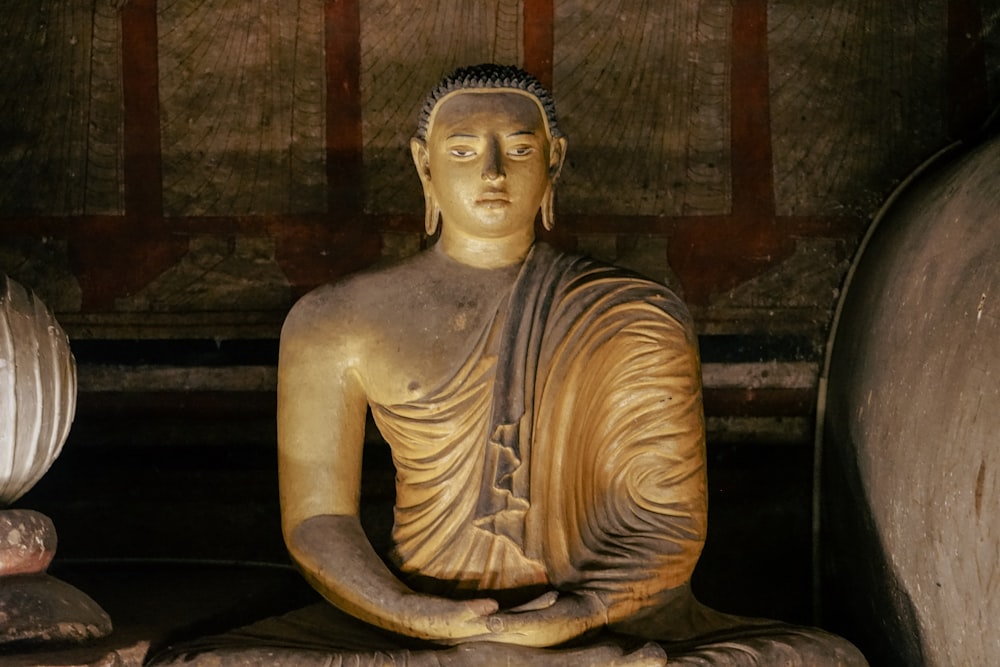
{"left": 150, "top": 244, "right": 868, "bottom": 666}
{"left": 374, "top": 242, "right": 707, "bottom": 620}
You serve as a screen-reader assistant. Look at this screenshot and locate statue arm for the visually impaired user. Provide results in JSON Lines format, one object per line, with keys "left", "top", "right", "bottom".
{"left": 276, "top": 293, "right": 499, "bottom": 643}
{"left": 288, "top": 514, "right": 503, "bottom": 641}
{"left": 289, "top": 513, "right": 607, "bottom": 647}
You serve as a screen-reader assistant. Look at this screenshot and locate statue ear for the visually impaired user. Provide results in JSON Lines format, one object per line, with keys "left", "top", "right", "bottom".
{"left": 548, "top": 136, "right": 567, "bottom": 182}
{"left": 410, "top": 138, "right": 431, "bottom": 185}
{"left": 541, "top": 138, "right": 567, "bottom": 232}
{"left": 411, "top": 138, "right": 440, "bottom": 236}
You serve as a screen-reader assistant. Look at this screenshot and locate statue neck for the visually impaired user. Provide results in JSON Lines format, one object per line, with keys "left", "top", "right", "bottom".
{"left": 437, "top": 225, "right": 535, "bottom": 269}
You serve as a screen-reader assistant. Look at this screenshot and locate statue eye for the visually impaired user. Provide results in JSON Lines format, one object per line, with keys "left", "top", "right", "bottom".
{"left": 449, "top": 147, "right": 476, "bottom": 158}
{"left": 508, "top": 146, "right": 534, "bottom": 157}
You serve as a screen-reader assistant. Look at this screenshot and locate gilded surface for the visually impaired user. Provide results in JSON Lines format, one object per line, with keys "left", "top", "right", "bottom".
{"left": 149, "top": 72, "right": 868, "bottom": 665}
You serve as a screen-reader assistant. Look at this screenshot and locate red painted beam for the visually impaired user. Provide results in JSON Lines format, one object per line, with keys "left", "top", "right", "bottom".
{"left": 730, "top": 0, "right": 775, "bottom": 219}
{"left": 524, "top": 0, "right": 554, "bottom": 89}
{"left": 70, "top": 0, "right": 188, "bottom": 311}
{"left": 703, "top": 387, "right": 816, "bottom": 419}
{"left": 668, "top": 0, "right": 794, "bottom": 305}
{"left": 325, "top": 0, "right": 364, "bottom": 213}
{"left": 120, "top": 0, "right": 164, "bottom": 219}
{"left": 272, "top": 0, "right": 381, "bottom": 297}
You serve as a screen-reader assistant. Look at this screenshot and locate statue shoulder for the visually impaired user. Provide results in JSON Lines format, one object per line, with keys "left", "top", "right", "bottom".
{"left": 280, "top": 255, "right": 434, "bottom": 356}
{"left": 279, "top": 274, "right": 375, "bottom": 350}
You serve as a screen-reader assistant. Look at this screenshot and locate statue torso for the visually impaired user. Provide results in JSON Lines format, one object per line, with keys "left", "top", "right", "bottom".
{"left": 307, "top": 244, "right": 709, "bottom": 610}
{"left": 316, "top": 246, "right": 549, "bottom": 596}
{"left": 329, "top": 246, "right": 521, "bottom": 406}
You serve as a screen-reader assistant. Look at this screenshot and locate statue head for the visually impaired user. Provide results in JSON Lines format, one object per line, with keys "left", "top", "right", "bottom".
{"left": 415, "top": 64, "right": 564, "bottom": 143}
{"left": 411, "top": 64, "right": 567, "bottom": 236}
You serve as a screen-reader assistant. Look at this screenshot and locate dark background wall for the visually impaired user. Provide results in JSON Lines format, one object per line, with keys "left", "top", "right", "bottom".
{"left": 3, "top": 1, "right": 998, "bottom": 443}
{"left": 3, "top": 0, "right": 1000, "bottom": 637}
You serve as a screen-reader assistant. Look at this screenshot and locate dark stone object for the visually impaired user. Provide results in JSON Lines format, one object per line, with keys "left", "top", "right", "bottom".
{"left": 822, "top": 126, "right": 1000, "bottom": 665}
{"left": 0, "top": 573, "right": 112, "bottom": 646}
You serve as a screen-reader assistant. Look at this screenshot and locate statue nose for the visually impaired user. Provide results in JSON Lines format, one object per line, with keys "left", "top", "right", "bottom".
{"left": 482, "top": 141, "right": 505, "bottom": 181}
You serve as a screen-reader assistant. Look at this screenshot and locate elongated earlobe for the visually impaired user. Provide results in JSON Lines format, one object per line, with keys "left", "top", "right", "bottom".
{"left": 549, "top": 137, "right": 567, "bottom": 181}
{"left": 410, "top": 137, "right": 439, "bottom": 235}
{"left": 541, "top": 186, "right": 555, "bottom": 231}
{"left": 425, "top": 193, "right": 441, "bottom": 236}
{"left": 542, "top": 137, "right": 566, "bottom": 231}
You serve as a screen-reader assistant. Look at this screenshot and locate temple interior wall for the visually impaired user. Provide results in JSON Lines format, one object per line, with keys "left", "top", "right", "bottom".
{"left": 3, "top": 1, "right": 998, "bottom": 442}
{"left": 3, "top": 0, "right": 1000, "bottom": 634}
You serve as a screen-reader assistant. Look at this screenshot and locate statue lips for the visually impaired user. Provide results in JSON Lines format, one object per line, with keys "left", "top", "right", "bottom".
{"left": 476, "top": 190, "right": 510, "bottom": 208}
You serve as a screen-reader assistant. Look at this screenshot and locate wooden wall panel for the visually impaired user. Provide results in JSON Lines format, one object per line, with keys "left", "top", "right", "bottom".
{"left": 0, "top": 239, "right": 81, "bottom": 313}
{"left": 158, "top": 0, "right": 327, "bottom": 215}
{"left": 360, "top": 0, "right": 524, "bottom": 215}
{"left": 0, "top": 0, "right": 996, "bottom": 342}
{"left": 719, "top": 238, "right": 849, "bottom": 311}
{"left": 555, "top": 0, "right": 731, "bottom": 217}
{"left": 769, "top": 1, "right": 948, "bottom": 217}
{"left": 0, "top": 1, "right": 124, "bottom": 216}
{"left": 114, "top": 236, "right": 291, "bottom": 312}
{"left": 0, "top": 0, "right": 994, "bottom": 437}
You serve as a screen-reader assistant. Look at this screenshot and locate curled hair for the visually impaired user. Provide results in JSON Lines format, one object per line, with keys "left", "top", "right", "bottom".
{"left": 415, "top": 63, "right": 563, "bottom": 141}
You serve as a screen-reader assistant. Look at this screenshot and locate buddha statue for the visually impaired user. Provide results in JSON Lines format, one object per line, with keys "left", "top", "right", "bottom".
{"left": 152, "top": 64, "right": 867, "bottom": 666}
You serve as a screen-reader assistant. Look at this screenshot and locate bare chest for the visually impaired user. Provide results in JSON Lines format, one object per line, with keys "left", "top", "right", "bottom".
{"left": 359, "top": 279, "right": 509, "bottom": 405}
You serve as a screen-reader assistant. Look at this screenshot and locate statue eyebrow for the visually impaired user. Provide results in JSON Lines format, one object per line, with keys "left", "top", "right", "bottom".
{"left": 444, "top": 129, "right": 537, "bottom": 140}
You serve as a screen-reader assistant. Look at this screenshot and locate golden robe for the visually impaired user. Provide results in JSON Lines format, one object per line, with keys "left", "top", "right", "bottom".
{"left": 150, "top": 244, "right": 868, "bottom": 666}
{"left": 374, "top": 242, "right": 707, "bottom": 621}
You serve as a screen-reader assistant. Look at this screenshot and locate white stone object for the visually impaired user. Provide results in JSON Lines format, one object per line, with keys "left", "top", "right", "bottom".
{"left": 0, "top": 275, "right": 77, "bottom": 506}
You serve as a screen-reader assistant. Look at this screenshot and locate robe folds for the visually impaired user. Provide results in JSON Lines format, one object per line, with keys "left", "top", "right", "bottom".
{"left": 149, "top": 243, "right": 869, "bottom": 666}
{"left": 374, "top": 242, "right": 707, "bottom": 620}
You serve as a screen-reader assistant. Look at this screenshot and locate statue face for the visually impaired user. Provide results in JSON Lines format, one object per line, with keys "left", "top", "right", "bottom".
{"left": 415, "top": 91, "right": 563, "bottom": 241}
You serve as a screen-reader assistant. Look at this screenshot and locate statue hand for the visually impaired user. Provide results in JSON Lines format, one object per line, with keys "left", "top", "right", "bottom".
{"left": 507, "top": 590, "right": 559, "bottom": 612}
{"left": 288, "top": 515, "right": 502, "bottom": 643}
{"left": 397, "top": 593, "right": 500, "bottom": 643}
{"left": 453, "top": 590, "right": 608, "bottom": 648}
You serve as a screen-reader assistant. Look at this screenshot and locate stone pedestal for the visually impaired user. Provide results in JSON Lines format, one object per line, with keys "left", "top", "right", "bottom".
{"left": 0, "top": 509, "right": 112, "bottom": 647}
